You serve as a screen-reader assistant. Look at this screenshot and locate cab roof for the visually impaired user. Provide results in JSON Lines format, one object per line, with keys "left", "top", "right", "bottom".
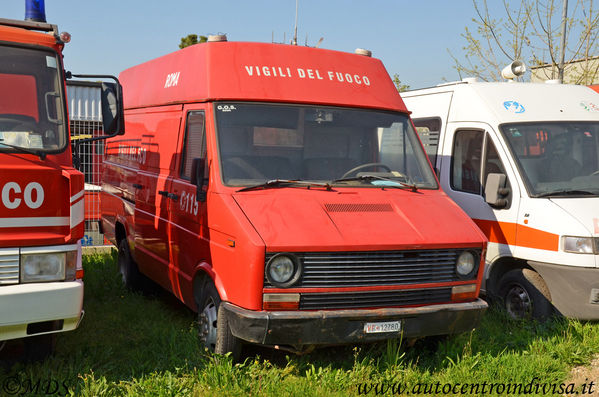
{"left": 0, "top": 18, "right": 60, "bottom": 51}
{"left": 119, "top": 41, "right": 407, "bottom": 112}
{"left": 403, "top": 81, "right": 599, "bottom": 124}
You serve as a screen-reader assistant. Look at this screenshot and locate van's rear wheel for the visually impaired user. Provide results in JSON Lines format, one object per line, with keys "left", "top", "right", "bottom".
{"left": 498, "top": 268, "right": 553, "bottom": 320}
{"left": 197, "top": 280, "right": 242, "bottom": 359}
{"left": 118, "top": 238, "right": 143, "bottom": 291}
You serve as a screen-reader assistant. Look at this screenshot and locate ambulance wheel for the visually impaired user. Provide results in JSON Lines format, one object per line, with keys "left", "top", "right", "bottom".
{"left": 24, "top": 334, "right": 56, "bottom": 362}
{"left": 118, "top": 238, "right": 143, "bottom": 291}
{"left": 197, "top": 281, "right": 242, "bottom": 360}
{"left": 498, "top": 268, "right": 553, "bottom": 320}
{"left": 341, "top": 163, "right": 391, "bottom": 179}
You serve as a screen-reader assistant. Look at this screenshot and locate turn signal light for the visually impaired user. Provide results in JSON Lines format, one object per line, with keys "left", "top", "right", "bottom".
{"left": 263, "top": 293, "right": 300, "bottom": 311}
{"left": 451, "top": 284, "right": 478, "bottom": 301}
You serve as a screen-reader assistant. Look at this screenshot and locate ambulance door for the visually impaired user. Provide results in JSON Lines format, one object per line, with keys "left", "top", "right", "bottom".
{"left": 167, "top": 106, "right": 210, "bottom": 302}
{"left": 441, "top": 125, "right": 521, "bottom": 265}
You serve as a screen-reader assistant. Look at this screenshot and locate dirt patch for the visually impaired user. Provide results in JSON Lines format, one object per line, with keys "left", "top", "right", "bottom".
{"left": 564, "top": 355, "right": 599, "bottom": 396}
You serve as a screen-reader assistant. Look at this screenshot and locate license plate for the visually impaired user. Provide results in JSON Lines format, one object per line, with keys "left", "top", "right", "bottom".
{"left": 364, "top": 320, "right": 402, "bottom": 334}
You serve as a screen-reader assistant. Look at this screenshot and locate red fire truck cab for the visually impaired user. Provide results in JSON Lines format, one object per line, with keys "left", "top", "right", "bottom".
{"left": 0, "top": 17, "right": 84, "bottom": 357}
{"left": 101, "top": 36, "right": 488, "bottom": 357}
{"left": 0, "top": 10, "right": 123, "bottom": 358}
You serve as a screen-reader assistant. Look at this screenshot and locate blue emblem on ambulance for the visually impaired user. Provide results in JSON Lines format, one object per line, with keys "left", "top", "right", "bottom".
{"left": 503, "top": 101, "right": 525, "bottom": 114}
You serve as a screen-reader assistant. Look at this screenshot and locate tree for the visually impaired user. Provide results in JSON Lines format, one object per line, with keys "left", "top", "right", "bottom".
{"left": 450, "top": 0, "right": 599, "bottom": 84}
{"left": 392, "top": 74, "right": 410, "bottom": 92}
{"left": 179, "top": 34, "right": 208, "bottom": 49}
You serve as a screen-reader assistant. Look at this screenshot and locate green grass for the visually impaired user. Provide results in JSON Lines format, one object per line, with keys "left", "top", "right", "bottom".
{"left": 1, "top": 252, "right": 598, "bottom": 396}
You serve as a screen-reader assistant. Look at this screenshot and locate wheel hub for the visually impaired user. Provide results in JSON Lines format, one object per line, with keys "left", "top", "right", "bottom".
{"left": 505, "top": 284, "right": 532, "bottom": 318}
{"left": 198, "top": 299, "right": 218, "bottom": 351}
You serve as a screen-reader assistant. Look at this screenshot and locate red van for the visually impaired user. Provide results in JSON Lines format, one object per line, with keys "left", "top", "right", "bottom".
{"left": 101, "top": 36, "right": 488, "bottom": 357}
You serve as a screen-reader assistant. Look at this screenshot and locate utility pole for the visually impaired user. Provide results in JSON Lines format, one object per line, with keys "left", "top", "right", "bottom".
{"left": 558, "top": 0, "right": 568, "bottom": 82}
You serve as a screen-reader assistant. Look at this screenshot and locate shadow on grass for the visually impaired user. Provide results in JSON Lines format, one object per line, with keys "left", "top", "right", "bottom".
{"left": 1, "top": 252, "right": 597, "bottom": 394}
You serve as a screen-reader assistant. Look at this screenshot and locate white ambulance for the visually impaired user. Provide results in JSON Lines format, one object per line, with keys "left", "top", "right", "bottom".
{"left": 402, "top": 74, "right": 599, "bottom": 320}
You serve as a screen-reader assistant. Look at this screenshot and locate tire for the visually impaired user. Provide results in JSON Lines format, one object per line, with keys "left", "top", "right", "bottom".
{"left": 24, "top": 334, "right": 56, "bottom": 362}
{"left": 118, "top": 238, "right": 143, "bottom": 291}
{"left": 197, "top": 280, "right": 242, "bottom": 360}
{"left": 498, "top": 268, "right": 553, "bottom": 320}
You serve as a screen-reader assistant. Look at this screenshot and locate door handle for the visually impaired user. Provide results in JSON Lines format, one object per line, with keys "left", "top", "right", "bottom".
{"left": 158, "top": 190, "right": 179, "bottom": 201}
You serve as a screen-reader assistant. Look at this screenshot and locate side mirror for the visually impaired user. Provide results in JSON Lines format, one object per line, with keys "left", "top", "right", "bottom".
{"left": 100, "top": 82, "right": 124, "bottom": 136}
{"left": 191, "top": 158, "right": 206, "bottom": 202}
{"left": 67, "top": 73, "right": 125, "bottom": 136}
{"left": 485, "top": 173, "right": 510, "bottom": 208}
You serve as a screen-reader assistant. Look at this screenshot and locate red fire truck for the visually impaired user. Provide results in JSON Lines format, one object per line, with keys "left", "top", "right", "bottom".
{"left": 101, "top": 36, "right": 488, "bottom": 359}
{"left": 0, "top": 3, "right": 122, "bottom": 358}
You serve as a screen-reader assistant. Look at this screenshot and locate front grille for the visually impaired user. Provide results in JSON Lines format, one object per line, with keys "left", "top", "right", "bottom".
{"left": 264, "top": 249, "right": 475, "bottom": 288}
{"left": 300, "top": 287, "right": 452, "bottom": 310}
{"left": 0, "top": 249, "right": 20, "bottom": 285}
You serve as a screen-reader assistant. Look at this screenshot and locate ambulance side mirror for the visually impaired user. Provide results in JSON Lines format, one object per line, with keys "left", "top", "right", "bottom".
{"left": 485, "top": 173, "right": 510, "bottom": 208}
{"left": 191, "top": 158, "right": 206, "bottom": 202}
{"left": 100, "top": 82, "right": 125, "bottom": 136}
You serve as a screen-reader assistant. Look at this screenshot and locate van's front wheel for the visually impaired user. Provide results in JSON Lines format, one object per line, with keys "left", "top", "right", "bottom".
{"left": 498, "top": 268, "right": 553, "bottom": 320}
{"left": 197, "top": 280, "right": 242, "bottom": 359}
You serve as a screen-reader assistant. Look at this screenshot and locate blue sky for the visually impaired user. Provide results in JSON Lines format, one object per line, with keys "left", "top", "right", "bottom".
{"left": 4, "top": 1, "right": 507, "bottom": 89}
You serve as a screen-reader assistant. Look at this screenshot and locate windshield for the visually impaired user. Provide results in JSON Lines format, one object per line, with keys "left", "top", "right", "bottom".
{"left": 500, "top": 122, "right": 599, "bottom": 196}
{"left": 215, "top": 103, "right": 437, "bottom": 189}
{"left": 0, "top": 45, "right": 67, "bottom": 153}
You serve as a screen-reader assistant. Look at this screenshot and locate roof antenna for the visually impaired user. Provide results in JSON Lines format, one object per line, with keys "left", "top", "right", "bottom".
{"left": 292, "top": 0, "right": 298, "bottom": 45}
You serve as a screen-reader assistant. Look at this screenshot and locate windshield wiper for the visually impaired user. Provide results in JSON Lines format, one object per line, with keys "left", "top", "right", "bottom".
{"left": 332, "top": 174, "right": 418, "bottom": 192}
{"left": 0, "top": 139, "right": 46, "bottom": 160}
{"left": 534, "top": 189, "right": 598, "bottom": 198}
{"left": 237, "top": 179, "right": 333, "bottom": 192}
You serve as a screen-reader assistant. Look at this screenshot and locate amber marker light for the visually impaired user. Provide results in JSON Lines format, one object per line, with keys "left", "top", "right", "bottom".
{"left": 59, "top": 31, "right": 71, "bottom": 43}
{"left": 451, "top": 284, "right": 478, "bottom": 301}
{"left": 263, "top": 293, "right": 300, "bottom": 310}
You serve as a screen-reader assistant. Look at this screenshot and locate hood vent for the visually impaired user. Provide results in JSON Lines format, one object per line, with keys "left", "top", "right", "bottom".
{"left": 324, "top": 203, "right": 393, "bottom": 213}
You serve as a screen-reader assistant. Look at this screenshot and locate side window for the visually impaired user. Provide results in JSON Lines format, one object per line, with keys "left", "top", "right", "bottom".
{"left": 452, "top": 129, "right": 510, "bottom": 196}
{"left": 413, "top": 117, "right": 441, "bottom": 167}
{"left": 483, "top": 138, "right": 508, "bottom": 185}
{"left": 180, "top": 111, "right": 206, "bottom": 180}
{"left": 452, "top": 130, "right": 484, "bottom": 194}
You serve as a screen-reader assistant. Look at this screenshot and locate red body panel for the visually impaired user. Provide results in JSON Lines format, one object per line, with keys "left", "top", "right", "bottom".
{"left": 120, "top": 42, "right": 406, "bottom": 112}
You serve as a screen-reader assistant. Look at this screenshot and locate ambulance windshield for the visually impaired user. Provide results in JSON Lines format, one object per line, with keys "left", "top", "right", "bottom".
{"left": 215, "top": 102, "right": 437, "bottom": 189}
{"left": 0, "top": 45, "right": 67, "bottom": 153}
{"left": 500, "top": 122, "right": 599, "bottom": 197}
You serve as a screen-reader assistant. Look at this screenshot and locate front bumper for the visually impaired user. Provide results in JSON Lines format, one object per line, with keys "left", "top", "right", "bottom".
{"left": 222, "top": 298, "right": 488, "bottom": 346}
{"left": 530, "top": 261, "right": 599, "bottom": 320}
{"left": 0, "top": 280, "right": 84, "bottom": 342}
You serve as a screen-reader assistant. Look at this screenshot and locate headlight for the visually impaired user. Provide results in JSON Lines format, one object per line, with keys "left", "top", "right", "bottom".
{"left": 266, "top": 254, "right": 302, "bottom": 288}
{"left": 562, "top": 236, "right": 598, "bottom": 254}
{"left": 21, "top": 253, "right": 66, "bottom": 283}
{"left": 456, "top": 251, "right": 477, "bottom": 278}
